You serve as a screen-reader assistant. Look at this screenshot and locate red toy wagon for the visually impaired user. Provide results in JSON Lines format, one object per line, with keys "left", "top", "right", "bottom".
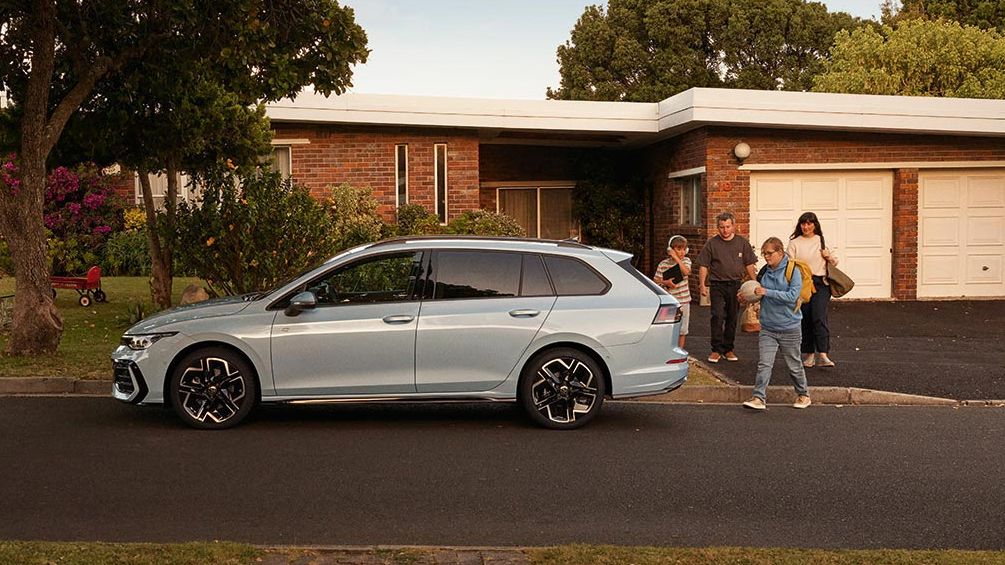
{"left": 50, "top": 265, "right": 106, "bottom": 307}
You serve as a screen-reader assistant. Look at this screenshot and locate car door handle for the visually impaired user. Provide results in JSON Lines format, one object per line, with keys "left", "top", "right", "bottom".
{"left": 509, "top": 309, "right": 540, "bottom": 318}
{"left": 382, "top": 315, "right": 415, "bottom": 324}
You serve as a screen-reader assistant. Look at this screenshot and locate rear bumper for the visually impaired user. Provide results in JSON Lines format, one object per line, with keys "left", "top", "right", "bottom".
{"left": 609, "top": 361, "right": 688, "bottom": 399}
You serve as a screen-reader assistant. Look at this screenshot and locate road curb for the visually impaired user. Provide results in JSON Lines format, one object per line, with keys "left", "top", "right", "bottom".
{"left": 0, "top": 376, "right": 974, "bottom": 406}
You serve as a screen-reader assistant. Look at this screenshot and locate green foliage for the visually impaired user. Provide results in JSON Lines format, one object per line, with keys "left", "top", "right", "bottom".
{"left": 103, "top": 230, "right": 151, "bottom": 277}
{"left": 446, "top": 210, "right": 527, "bottom": 237}
{"left": 329, "top": 183, "right": 391, "bottom": 249}
{"left": 573, "top": 156, "right": 646, "bottom": 262}
{"left": 395, "top": 204, "right": 444, "bottom": 235}
{"left": 548, "top": 0, "right": 863, "bottom": 102}
{"left": 0, "top": 238, "right": 13, "bottom": 276}
{"left": 813, "top": 19, "right": 1005, "bottom": 98}
{"left": 889, "top": 0, "right": 1005, "bottom": 31}
{"left": 44, "top": 164, "right": 124, "bottom": 275}
{"left": 173, "top": 171, "right": 341, "bottom": 296}
{"left": 119, "top": 302, "right": 149, "bottom": 327}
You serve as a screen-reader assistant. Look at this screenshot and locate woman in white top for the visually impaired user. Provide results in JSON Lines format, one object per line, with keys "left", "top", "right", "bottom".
{"left": 787, "top": 212, "right": 839, "bottom": 368}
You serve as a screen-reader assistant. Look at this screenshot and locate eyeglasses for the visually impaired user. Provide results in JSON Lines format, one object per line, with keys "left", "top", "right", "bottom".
{"left": 761, "top": 250, "right": 779, "bottom": 257}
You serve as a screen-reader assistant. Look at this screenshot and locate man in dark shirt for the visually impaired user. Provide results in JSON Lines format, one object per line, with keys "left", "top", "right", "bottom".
{"left": 696, "top": 212, "right": 758, "bottom": 363}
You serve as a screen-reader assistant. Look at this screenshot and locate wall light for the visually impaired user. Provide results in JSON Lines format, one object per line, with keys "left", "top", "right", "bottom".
{"left": 733, "top": 142, "right": 751, "bottom": 162}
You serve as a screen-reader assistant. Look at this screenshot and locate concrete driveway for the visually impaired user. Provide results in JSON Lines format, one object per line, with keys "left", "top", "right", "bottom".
{"left": 687, "top": 299, "right": 1005, "bottom": 400}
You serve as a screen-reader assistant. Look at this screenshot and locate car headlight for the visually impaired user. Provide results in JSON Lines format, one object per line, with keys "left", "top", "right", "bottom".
{"left": 121, "top": 332, "right": 178, "bottom": 350}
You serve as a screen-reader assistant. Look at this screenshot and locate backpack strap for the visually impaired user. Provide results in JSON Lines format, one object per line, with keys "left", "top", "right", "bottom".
{"left": 784, "top": 260, "right": 795, "bottom": 284}
{"left": 756, "top": 264, "right": 768, "bottom": 283}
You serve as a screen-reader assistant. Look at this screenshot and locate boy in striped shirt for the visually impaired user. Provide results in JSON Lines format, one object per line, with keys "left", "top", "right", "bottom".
{"left": 654, "top": 235, "right": 692, "bottom": 349}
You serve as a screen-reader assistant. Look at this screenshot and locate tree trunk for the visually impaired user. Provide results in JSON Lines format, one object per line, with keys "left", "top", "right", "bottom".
{"left": 138, "top": 170, "right": 173, "bottom": 309}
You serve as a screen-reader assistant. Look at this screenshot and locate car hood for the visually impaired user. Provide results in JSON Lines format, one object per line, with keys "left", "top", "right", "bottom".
{"left": 126, "top": 295, "right": 255, "bottom": 334}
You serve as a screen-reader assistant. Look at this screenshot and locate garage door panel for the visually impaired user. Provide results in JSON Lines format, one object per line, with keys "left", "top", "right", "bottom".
{"left": 843, "top": 255, "right": 886, "bottom": 289}
{"left": 919, "top": 169, "right": 1005, "bottom": 297}
{"left": 922, "top": 178, "right": 963, "bottom": 208}
{"left": 846, "top": 178, "right": 888, "bottom": 210}
{"left": 967, "top": 177, "right": 1005, "bottom": 207}
{"left": 844, "top": 218, "right": 886, "bottom": 248}
{"left": 919, "top": 253, "right": 960, "bottom": 285}
{"left": 755, "top": 219, "right": 793, "bottom": 244}
{"left": 801, "top": 180, "right": 839, "bottom": 210}
{"left": 967, "top": 216, "right": 1003, "bottom": 246}
{"left": 921, "top": 216, "right": 960, "bottom": 247}
{"left": 966, "top": 255, "right": 1002, "bottom": 285}
{"left": 755, "top": 179, "right": 796, "bottom": 211}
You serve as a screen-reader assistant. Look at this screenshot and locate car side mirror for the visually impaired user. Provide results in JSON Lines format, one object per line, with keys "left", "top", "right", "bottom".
{"left": 285, "top": 291, "right": 317, "bottom": 317}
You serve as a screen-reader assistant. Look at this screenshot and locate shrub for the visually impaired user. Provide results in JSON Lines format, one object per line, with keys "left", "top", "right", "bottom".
{"left": 43, "top": 164, "right": 125, "bottom": 275}
{"left": 103, "top": 229, "right": 151, "bottom": 276}
{"left": 172, "top": 170, "right": 341, "bottom": 296}
{"left": 395, "top": 204, "right": 444, "bottom": 236}
{"left": 573, "top": 155, "right": 645, "bottom": 262}
{"left": 328, "top": 183, "right": 390, "bottom": 249}
{"left": 447, "top": 209, "right": 526, "bottom": 237}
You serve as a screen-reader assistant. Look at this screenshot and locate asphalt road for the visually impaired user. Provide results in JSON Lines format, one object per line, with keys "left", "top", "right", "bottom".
{"left": 688, "top": 299, "right": 1005, "bottom": 399}
{"left": 1, "top": 397, "right": 1003, "bottom": 550}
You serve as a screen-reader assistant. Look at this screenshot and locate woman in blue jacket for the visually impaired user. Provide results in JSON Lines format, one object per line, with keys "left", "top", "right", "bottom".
{"left": 740, "top": 237, "right": 811, "bottom": 410}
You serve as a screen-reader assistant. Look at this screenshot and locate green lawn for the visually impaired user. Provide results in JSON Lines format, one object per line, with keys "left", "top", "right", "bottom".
{"left": 0, "top": 276, "right": 203, "bottom": 379}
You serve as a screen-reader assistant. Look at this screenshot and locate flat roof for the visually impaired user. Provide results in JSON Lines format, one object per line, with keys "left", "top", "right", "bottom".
{"left": 266, "top": 88, "right": 1005, "bottom": 145}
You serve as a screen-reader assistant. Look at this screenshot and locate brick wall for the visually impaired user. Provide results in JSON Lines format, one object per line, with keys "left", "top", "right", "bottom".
{"left": 272, "top": 124, "right": 480, "bottom": 222}
{"left": 700, "top": 127, "right": 1005, "bottom": 299}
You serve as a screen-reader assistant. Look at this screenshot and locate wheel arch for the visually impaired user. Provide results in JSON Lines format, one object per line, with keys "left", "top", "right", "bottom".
{"left": 162, "top": 341, "right": 263, "bottom": 407}
{"left": 518, "top": 341, "right": 612, "bottom": 401}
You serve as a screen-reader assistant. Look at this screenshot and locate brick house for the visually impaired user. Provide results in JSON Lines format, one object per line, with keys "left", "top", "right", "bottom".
{"left": 129, "top": 88, "right": 1005, "bottom": 300}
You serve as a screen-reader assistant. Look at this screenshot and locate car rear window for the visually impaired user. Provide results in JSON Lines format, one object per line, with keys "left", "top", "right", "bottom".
{"left": 543, "top": 255, "right": 609, "bottom": 296}
{"left": 618, "top": 258, "right": 668, "bottom": 296}
{"left": 521, "top": 254, "right": 554, "bottom": 296}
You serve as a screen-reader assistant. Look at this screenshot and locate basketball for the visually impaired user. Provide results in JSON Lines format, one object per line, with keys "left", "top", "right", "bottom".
{"left": 739, "top": 280, "right": 762, "bottom": 303}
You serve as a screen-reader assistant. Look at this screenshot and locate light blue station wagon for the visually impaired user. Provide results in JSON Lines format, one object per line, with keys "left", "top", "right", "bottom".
{"left": 112, "top": 236, "right": 688, "bottom": 429}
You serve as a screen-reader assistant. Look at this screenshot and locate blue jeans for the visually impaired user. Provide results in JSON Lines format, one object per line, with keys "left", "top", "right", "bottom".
{"left": 753, "top": 328, "right": 809, "bottom": 401}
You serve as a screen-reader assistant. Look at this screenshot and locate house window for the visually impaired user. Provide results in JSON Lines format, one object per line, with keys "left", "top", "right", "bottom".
{"left": 396, "top": 144, "right": 408, "bottom": 207}
{"left": 679, "top": 175, "right": 702, "bottom": 226}
{"left": 435, "top": 143, "right": 447, "bottom": 223}
{"left": 497, "top": 186, "right": 579, "bottom": 240}
{"left": 135, "top": 172, "right": 197, "bottom": 210}
{"left": 269, "top": 145, "right": 292, "bottom": 181}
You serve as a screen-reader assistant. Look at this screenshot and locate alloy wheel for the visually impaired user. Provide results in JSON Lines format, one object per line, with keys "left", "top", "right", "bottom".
{"left": 176, "top": 357, "right": 247, "bottom": 425}
{"left": 530, "top": 356, "right": 599, "bottom": 424}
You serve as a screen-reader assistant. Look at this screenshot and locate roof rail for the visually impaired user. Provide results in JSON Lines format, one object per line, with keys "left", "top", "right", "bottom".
{"left": 369, "top": 235, "right": 591, "bottom": 249}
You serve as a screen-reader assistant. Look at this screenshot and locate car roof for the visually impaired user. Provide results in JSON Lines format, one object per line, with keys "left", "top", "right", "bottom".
{"left": 354, "top": 236, "right": 634, "bottom": 264}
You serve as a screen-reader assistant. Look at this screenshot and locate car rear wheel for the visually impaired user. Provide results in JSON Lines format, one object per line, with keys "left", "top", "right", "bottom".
{"left": 519, "top": 348, "right": 605, "bottom": 429}
{"left": 169, "top": 347, "right": 257, "bottom": 429}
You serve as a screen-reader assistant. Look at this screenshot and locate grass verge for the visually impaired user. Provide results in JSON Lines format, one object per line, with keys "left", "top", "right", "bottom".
{"left": 3, "top": 542, "right": 1005, "bottom": 565}
{"left": 0, "top": 276, "right": 203, "bottom": 379}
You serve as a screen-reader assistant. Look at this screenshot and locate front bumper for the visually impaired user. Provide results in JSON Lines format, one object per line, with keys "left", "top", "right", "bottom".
{"left": 112, "top": 359, "right": 148, "bottom": 403}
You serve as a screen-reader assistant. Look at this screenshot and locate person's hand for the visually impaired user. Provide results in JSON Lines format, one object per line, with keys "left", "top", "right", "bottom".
{"left": 668, "top": 247, "right": 682, "bottom": 263}
{"left": 699, "top": 284, "right": 708, "bottom": 297}
{"left": 754, "top": 286, "right": 766, "bottom": 297}
{"left": 821, "top": 248, "right": 831, "bottom": 259}
{"left": 736, "top": 291, "right": 746, "bottom": 305}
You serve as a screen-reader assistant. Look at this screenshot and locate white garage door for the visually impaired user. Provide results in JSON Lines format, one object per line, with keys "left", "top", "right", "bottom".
{"left": 750, "top": 171, "right": 893, "bottom": 299}
{"left": 918, "top": 170, "right": 1005, "bottom": 298}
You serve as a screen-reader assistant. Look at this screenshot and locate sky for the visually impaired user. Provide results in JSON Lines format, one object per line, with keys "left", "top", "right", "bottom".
{"left": 343, "top": 0, "right": 885, "bottom": 100}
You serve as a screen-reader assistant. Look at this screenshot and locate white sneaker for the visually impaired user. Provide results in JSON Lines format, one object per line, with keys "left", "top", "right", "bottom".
{"left": 802, "top": 354, "right": 815, "bottom": 368}
{"left": 742, "top": 397, "right": 766, "bottom": 410}
{"left": 793, "top": 395, "right": 812, "bottom": 409}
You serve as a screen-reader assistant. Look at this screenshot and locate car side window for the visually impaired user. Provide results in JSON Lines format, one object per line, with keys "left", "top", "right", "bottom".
{"left": 307, "top": 251, "right": 423, "bottom": 306}
{"left": 543, "top": 255, "right": 610, "bottom": 296}
{"left": 432, "top": 251, "right": 521, "bottom": 299}
{"left": 521, "top": 254, "right": 554, "bottom": 296}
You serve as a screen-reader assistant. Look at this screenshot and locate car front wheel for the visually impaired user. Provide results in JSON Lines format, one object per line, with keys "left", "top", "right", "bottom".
{"left": 519, "top": 347, "right": 605, "bottom": 430}
{"left": 169, "top": 347, "right": 257, "bottom": 429}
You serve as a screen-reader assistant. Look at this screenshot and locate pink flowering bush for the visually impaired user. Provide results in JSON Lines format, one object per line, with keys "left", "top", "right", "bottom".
{"left": 41, "top": 163, "right": 125, "bottom": 275}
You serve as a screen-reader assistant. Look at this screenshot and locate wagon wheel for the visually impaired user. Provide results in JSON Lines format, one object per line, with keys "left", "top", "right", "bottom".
{"left": 93, "top": 289, "right": 107, "bottom": 303}
{"left": 79, "top": 294, "right": 91, "bottom": 307}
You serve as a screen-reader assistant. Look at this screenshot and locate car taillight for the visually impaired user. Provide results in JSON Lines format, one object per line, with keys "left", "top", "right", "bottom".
{"left": 653, "top": 304, "right": 682, "bottom": 324}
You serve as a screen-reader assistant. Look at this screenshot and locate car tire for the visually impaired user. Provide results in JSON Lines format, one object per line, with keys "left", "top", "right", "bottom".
{"left": 169, "top": 347, "right": 257, "bottom": 430}
{"left": 519, "top": 347, "right": 605, "bottom": 430}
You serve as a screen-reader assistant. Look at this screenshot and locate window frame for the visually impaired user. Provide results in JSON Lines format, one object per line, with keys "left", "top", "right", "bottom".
{"left": 678, "top": 174, "right": 703, "bottom": 226}
{"left": 434, "top": 143, "right": 447, "bottom": 224}
{"left": 495, "top": 185, "right": 580, "bottom": 240}
{"left": 269, "top": 145, "right": 293, "bottom": 181}
{"left": 395, "top": 144, "right": 408, "bottom": 207}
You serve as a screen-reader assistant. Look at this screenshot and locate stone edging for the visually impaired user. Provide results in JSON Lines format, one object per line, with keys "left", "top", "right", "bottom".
{"left": 1, "top": 376, "right": 1001, "bottom": 406}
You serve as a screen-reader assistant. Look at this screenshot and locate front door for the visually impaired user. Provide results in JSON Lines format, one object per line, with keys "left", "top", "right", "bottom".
{"left": 270, "top": 251, "right": 424, "bottom": 396}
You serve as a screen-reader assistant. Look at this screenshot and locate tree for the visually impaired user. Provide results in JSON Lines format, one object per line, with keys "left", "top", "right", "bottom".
{"left": 547, "top": 0, "right": 862, "bottom": 102}
{"left": 812, "top": 19, "right": 1005, "bottom": 98}
{"left": 884, "top": 0, "right": 1005, "bottom": 31}
{"left": 0, "top": 1, "right": 368, "bottom": 353}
